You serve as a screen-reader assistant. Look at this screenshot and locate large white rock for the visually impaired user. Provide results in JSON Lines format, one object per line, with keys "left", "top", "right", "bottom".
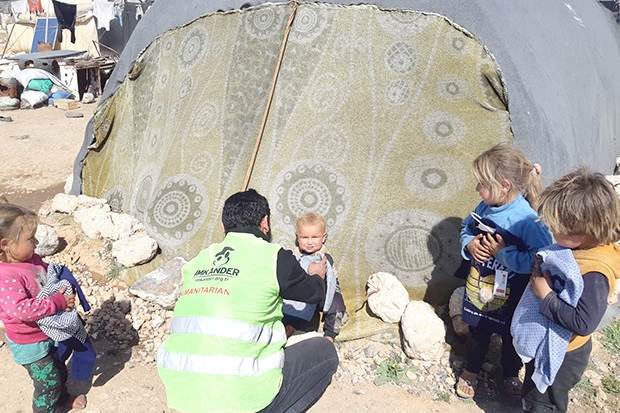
{"left": 129, "top": 257, "right": 187, "bottom": 309}
{"left": 73, "top": 204, "right": 112, "bottom": 239}
{"left": 112, "top": 232, "right": 158, "bottom": 267}
{"left": 34, "top": 224, "right": 59, "bottom": 257}
{"left": 98, "top": 211, "right": 144, "bottom": 241}
{"left": 51, "top": 193, "right": 79, "bottom": 214}
{"left": 366, "top": 272, "right": 410, "bottom": 323}
{"left": 401, "top": 300, "right": 446, "bottom": 361}
{"left": 51, "top": 193, "right": 108, "bottom": 215}
{"left": 75, "top": 194, "right": 108, "bottom": 210}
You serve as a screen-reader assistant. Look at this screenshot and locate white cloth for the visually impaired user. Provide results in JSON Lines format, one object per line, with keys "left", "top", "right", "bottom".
{"left": 20, "top": 89, "right": 50, "bottom": 107}
{"left": 93, "top": 0, "right": 116, "bottom": 31}
{"left": 13, "top": 68, "right": 72, "bottom": 94}
{"left": 10, "top": 0, "right": 28, "bottom": 14}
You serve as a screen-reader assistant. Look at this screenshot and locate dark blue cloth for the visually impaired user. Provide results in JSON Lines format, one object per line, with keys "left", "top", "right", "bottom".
{"left": 58, "top": 336, "right": 96, "bottom": 381}
{"left": 56, "top": 265, "right": 95, "bottom": 381}
{"left": 467, "top": 213, "right": 527, "bottom": 251}
{"left": 59, "top": 265, "right": 91, "bottom": 312}
{"left": 52, "top": 0, "right": 77, "bottom": 43}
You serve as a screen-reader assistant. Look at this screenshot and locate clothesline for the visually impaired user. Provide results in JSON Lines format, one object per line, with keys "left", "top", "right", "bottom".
{"left": 6, "top": 0, "right": 151, "bottom": 32}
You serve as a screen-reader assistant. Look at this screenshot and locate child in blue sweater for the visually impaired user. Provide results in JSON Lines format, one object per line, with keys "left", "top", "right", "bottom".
{"left": 456, "top": 143, "right": 552, "bottom": 399}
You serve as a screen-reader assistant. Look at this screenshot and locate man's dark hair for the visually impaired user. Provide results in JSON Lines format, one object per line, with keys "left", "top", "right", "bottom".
{"left": 222, "top": 189, "right": 271, "bottom": 232}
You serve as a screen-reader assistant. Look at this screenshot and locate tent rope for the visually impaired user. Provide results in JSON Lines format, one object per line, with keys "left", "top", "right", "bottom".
{"left": 242, "top": 0, "right": 298, "bottom": 191}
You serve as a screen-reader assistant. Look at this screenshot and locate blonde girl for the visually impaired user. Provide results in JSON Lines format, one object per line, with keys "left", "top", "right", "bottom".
{"left": 455, "top": 143, "right": 552, "bottom": 399}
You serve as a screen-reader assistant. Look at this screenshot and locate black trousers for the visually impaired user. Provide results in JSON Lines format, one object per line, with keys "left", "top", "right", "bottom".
{"left": 522, "top": 338, "right": 592, "bottom": 413}
{"left": 22, "top": 347, "right": 68, "bottom": 413}
{"left": 466, "top": 326, "right": 523, "bottom": 378}
{"left": 259, "top": 336, "right": 339, "bottom": 413}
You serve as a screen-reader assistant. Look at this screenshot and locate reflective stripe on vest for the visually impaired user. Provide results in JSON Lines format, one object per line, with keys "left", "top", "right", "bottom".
{"left": 170, "top": 315, "right": 287, "bottom": 344}
{"left": 158, "top": 232, "right": 286, "bottom": 411}
{"left": 157, "top": 345, "right": 284, "bottom": 376}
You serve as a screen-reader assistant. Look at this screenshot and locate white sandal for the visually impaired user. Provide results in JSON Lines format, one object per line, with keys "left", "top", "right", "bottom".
{"left": 455, "top": 376, "right": 477, "bottom": 399}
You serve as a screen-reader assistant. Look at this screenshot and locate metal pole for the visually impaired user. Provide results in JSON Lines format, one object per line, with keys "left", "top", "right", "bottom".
{"left": 1, "top": 23, "right": 16, "bottom": 59}
{"left": 45, "top": 0, "right": 49, "bottom": 44}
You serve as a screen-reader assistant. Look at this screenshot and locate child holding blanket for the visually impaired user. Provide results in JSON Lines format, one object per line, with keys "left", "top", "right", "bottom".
{"left": 512, "top": 167, "right": 620, "bottom": 413}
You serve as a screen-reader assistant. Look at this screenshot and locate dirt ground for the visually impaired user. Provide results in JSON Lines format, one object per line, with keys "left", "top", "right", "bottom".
{"left": 0, "top": 104, "right": 93, "bottom": 210}
{"left": 0, "top": 104, "right": 618, "bottom": 413}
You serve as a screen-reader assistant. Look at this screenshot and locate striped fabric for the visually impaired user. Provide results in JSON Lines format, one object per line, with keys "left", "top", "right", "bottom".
{"left": 36, "top": 263, "right": 88, "bottom": 343}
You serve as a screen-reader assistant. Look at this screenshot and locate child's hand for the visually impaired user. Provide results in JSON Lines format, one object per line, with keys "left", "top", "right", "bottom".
{"left": 530, "top": 268, "right": 553, "bottom": 300}
{"left": 466, "top": 235, "right": 491, "bottom": 263}
{"left": 532, "top": 255, "right": 544, "bottom": 277}
{"left": 307, "top": 256, "right": 327, "bottom": 279}
{"left": 59, "top": 286, "right": 76, "bottom": 311}
{"left": 285, "top": 325, "right": 296, "bottom": 338}
{"left": 484, "top": 232, "right": 505, "bottom": 256}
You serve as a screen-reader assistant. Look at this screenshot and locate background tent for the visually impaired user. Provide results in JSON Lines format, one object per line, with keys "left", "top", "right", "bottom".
{"left": 97, "top": 0, "right": 155, "bottom": 56}
{"left": 73, "top": 0, "right": 620, "bottom": 339}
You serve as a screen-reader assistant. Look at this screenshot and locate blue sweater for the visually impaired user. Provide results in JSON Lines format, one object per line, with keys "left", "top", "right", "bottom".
{"left": 460, "top": 194, "right": 553, "bottom": 334}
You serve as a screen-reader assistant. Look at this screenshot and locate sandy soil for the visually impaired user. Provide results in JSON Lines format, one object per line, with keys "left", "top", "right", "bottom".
{"left": 0, "top": 103, "right": 96, "bottom": 210}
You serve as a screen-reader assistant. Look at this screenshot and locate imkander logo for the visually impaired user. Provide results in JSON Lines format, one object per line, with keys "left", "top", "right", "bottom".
{"left": 192, "top": 246, "right": 240, "bottom": 281}
{"left": 213, "top": 246, "right": 235, "bottom": 266}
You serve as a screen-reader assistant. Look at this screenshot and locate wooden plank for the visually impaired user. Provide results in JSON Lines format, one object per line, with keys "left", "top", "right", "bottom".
{"left": 54, "top": 99, "right": 80, "bottom": 110}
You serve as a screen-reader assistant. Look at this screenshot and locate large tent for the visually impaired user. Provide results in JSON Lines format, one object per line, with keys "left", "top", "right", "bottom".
{"left": 73, "top": 0, "right": 620, "bottom": 339}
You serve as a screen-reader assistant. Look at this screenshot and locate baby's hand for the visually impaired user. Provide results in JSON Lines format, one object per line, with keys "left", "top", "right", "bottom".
{"left": 307, "top": 256, "right": 327, "bottom": 279}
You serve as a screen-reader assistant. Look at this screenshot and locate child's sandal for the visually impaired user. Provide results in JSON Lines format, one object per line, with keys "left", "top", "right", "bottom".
{"left": 502, "top": 377, "right": 523, "bottom": 398}
{"left": 455, "top": 376, "right": 477, "bottom": 399}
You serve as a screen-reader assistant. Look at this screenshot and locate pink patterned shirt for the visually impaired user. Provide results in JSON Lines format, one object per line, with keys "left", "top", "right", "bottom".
{"left": 0, "top": 254, "right": 67, "bottom": 344}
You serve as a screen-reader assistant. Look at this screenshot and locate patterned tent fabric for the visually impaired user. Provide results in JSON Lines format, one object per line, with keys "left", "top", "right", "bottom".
{"left": 82, "top": 3, "right": 507, "bottom": 338}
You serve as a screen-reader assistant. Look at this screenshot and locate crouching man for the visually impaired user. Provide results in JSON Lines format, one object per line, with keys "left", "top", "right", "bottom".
{"left": 157, "top": 189, "right": 339, "bottom": 413}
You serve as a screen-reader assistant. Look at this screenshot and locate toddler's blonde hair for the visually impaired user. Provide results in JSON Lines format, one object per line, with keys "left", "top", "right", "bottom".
{"left": 538, "top": 167, "right": 620, "bottom": 244}
{"left": 295, "top": 212, "right": 327, "bottom": 235}
{"left": 473, "top": 143, "right": 542, "bottom": 209}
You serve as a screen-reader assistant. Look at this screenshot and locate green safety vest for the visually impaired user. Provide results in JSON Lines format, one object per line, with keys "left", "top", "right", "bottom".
{"left": 157, "top": 232, "right": 286, "bottom": 413}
